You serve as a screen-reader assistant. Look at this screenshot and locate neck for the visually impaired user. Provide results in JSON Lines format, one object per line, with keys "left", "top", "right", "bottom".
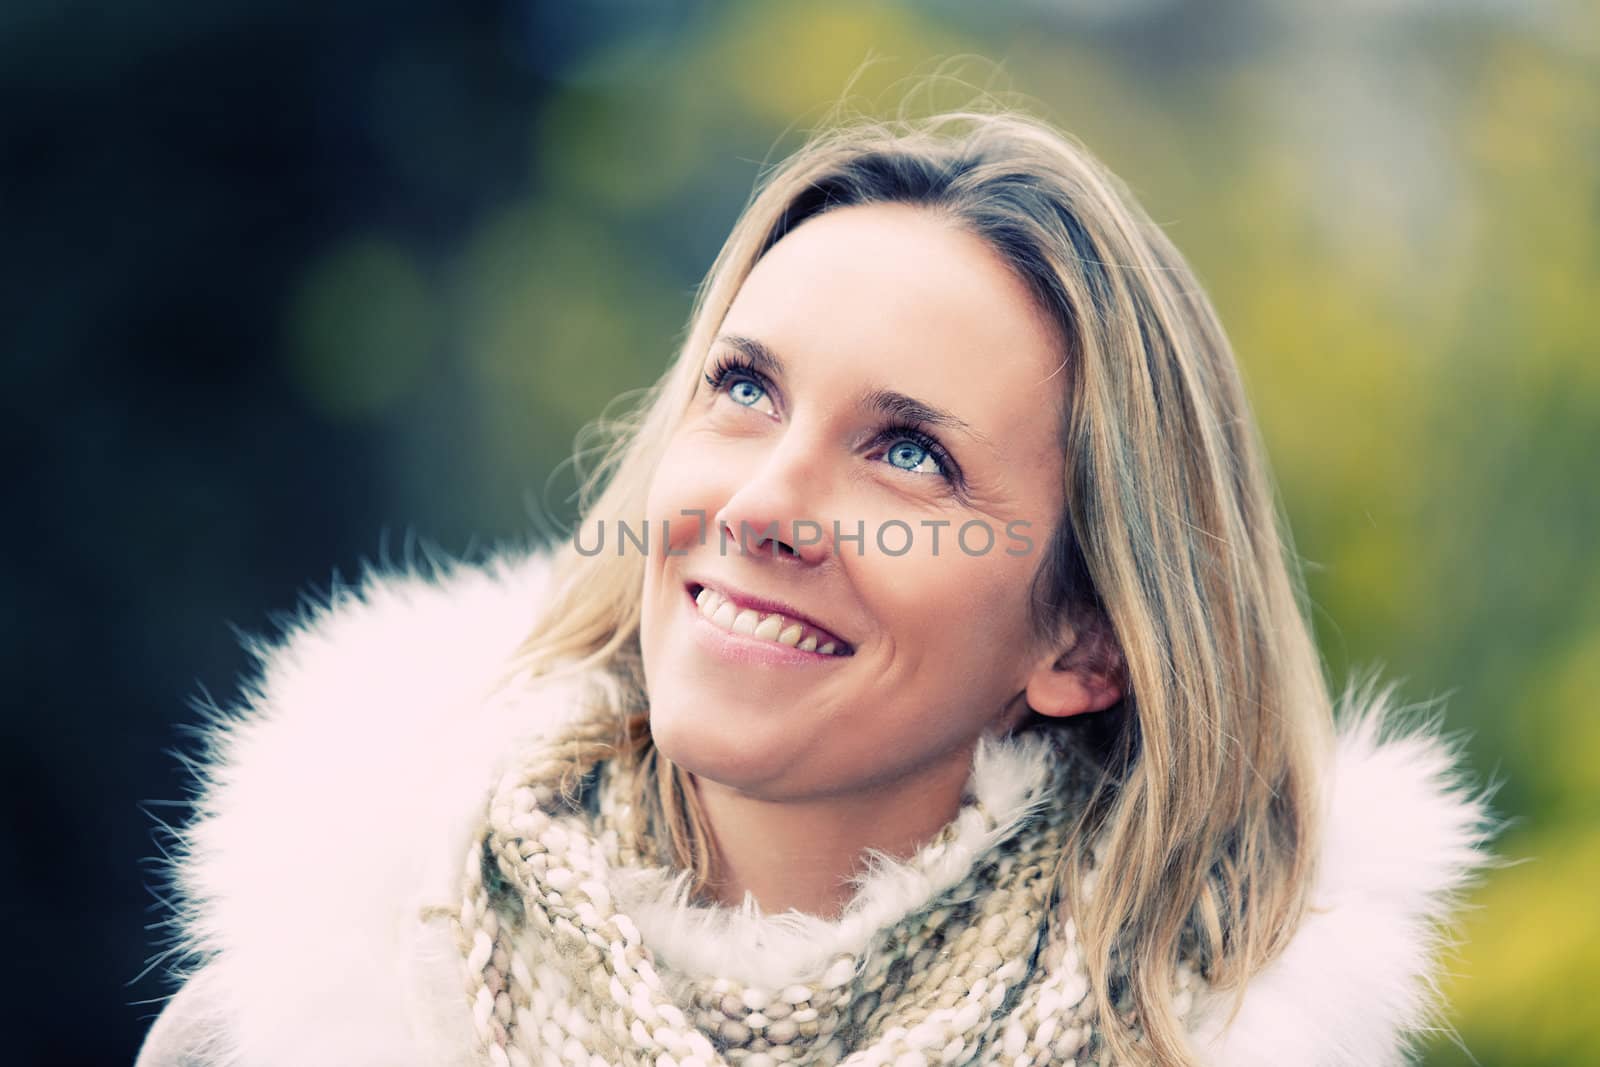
{"left": 688, "top": 742, "right": 979, "bottom": 919}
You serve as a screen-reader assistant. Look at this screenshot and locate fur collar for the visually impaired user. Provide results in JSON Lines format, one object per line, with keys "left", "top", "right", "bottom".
{"left": 611, "top": 727, "right": 1067, "bottom": 990}
{"left": 142, "top": 547, "right": 1494, "bottom": 1066}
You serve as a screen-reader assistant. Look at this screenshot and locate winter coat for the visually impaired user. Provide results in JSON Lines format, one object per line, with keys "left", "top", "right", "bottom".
{"left": 134, "top": 547, "right": 1493, "bottom": 1066}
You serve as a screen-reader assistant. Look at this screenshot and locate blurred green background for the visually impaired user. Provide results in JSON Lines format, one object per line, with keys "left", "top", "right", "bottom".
{"left": 8, "top": 1, "right": 1594, "bottom": 1063}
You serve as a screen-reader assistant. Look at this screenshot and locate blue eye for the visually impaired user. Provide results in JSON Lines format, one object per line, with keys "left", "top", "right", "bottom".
{"left": 703, "top": 352, "right": 962, "bottom": 493}
{"left": 874, "top": 422, "right": 953, "bottom": 480}
{"left": 886, "top": 439, "right": 936, "bottom": 474}
{"left": 703, "top": 355, "right": 776, "bottom": 416}
{"left": 729, "top": 379, "right": 766, "bottom": 407}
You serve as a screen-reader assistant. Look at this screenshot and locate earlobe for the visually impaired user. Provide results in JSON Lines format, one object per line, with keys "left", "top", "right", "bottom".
{"left": 1023, "top": 628, "right": 1124, "bottom": 719}
{"left": 1024, "top": 667, "right": 1122, "bottom": 719}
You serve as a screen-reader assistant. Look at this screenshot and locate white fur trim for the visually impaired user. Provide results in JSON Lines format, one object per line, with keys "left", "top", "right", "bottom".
{"left": 147, "top": 548, "right": 579, "bottom": 1067}
{"left": 612, "top": 729, "right": 1061, "bottom": 989}
{"left": 1188, "top": 680, "right": 1498, "bottom": 1066}
{"left": 140, "top": 550, "right": 1496, "bottom": 1066}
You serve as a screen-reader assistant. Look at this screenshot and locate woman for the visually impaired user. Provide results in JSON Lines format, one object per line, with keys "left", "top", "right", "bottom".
{"left": 138, "top": 109, "right": 1492, "bottom": 1066}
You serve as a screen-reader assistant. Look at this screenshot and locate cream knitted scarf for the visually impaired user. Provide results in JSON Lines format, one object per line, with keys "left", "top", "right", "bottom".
{"left": 452, "top": 707, "right": 1201, "bottom": 1067}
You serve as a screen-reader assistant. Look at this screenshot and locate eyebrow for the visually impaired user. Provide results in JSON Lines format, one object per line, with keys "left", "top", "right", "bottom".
{"left": 713, "top": 333, "right": 992, "bottom": 447}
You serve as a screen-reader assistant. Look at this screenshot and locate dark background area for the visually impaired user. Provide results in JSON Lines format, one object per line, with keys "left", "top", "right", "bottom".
{"left": 6, "top": 2, "right": 1596, "bottom": 1063}
{"left": 8, "top": 5, "right": 577, "bottom": 1062}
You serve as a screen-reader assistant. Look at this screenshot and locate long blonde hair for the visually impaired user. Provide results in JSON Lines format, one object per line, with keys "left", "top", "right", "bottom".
{"left": 510, "top": 107, "right": 1335, "bottom": 1064}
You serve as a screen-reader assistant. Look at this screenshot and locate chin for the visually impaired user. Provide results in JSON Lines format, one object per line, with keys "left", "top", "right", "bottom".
{"left": 647, "top": 694, "right": 795, "bottom": 796}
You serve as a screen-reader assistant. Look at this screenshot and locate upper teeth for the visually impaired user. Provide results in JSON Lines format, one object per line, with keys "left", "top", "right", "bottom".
{"left": 694, "top": 587, "right": 844, "bottom": 655}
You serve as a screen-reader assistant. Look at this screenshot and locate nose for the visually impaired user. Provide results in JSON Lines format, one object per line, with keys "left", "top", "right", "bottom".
{"left": 713, "top": 431, "right": 834, "bottom": 567}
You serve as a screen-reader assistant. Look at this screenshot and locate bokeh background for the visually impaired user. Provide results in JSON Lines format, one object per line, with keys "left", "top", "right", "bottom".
{"left": 6, "top": 1, "right": 1596, "bottom": 1063}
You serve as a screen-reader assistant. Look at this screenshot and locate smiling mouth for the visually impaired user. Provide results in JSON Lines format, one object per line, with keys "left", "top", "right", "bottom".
{"left": 686, "top": 583, "right": 854, "bottom": 657}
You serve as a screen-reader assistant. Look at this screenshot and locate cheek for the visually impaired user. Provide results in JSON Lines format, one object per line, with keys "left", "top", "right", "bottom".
{"left": 640, "top": 433, "right": 732, "bottom": 661}
{"left": 644, "top": 436, "right": 691, "bottom": 517}
{"left": 868, "top": 553, "right": 1039, "bottom": 682}
{"left": 646, "top": 435, "right": 716, "bottom": 534}
{"left": 645, "top": 429, "right": 727, "bottom": 520}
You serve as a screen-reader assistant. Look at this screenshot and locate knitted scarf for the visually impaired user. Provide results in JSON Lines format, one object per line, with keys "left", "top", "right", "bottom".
{"left": 453, "top": 706, "right": 1202, "bottom": 1067}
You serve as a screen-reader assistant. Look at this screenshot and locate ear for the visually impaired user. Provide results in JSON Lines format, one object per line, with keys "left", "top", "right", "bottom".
{"left": 1024, "top": 620, "right": 1125, "bottom": 720}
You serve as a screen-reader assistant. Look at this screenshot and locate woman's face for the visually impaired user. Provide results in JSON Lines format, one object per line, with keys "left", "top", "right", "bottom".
{"left": 638, "top": 202, "right": 1085, "bottom": 803}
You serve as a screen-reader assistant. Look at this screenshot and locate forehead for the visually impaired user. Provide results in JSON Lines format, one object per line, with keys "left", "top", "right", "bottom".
{"left": 721, "top": 202, "right": 1067, "bottom": 457}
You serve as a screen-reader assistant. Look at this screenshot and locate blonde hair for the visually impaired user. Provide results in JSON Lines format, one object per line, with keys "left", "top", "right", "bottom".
{"left": 510, "top": 107, "right": 1335, "bottom": 1065}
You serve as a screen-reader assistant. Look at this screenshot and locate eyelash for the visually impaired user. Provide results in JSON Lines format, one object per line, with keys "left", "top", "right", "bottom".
{"left": 702, "top": 353, "right": 962, "bottom": 487}
{"left": 702, "top": 352, "right": 763, "bottom": 401}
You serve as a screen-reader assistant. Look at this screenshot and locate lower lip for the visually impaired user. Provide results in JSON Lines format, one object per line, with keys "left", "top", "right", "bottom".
{"left": 683, "top": 586, "right": 851, "bottom": 668}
